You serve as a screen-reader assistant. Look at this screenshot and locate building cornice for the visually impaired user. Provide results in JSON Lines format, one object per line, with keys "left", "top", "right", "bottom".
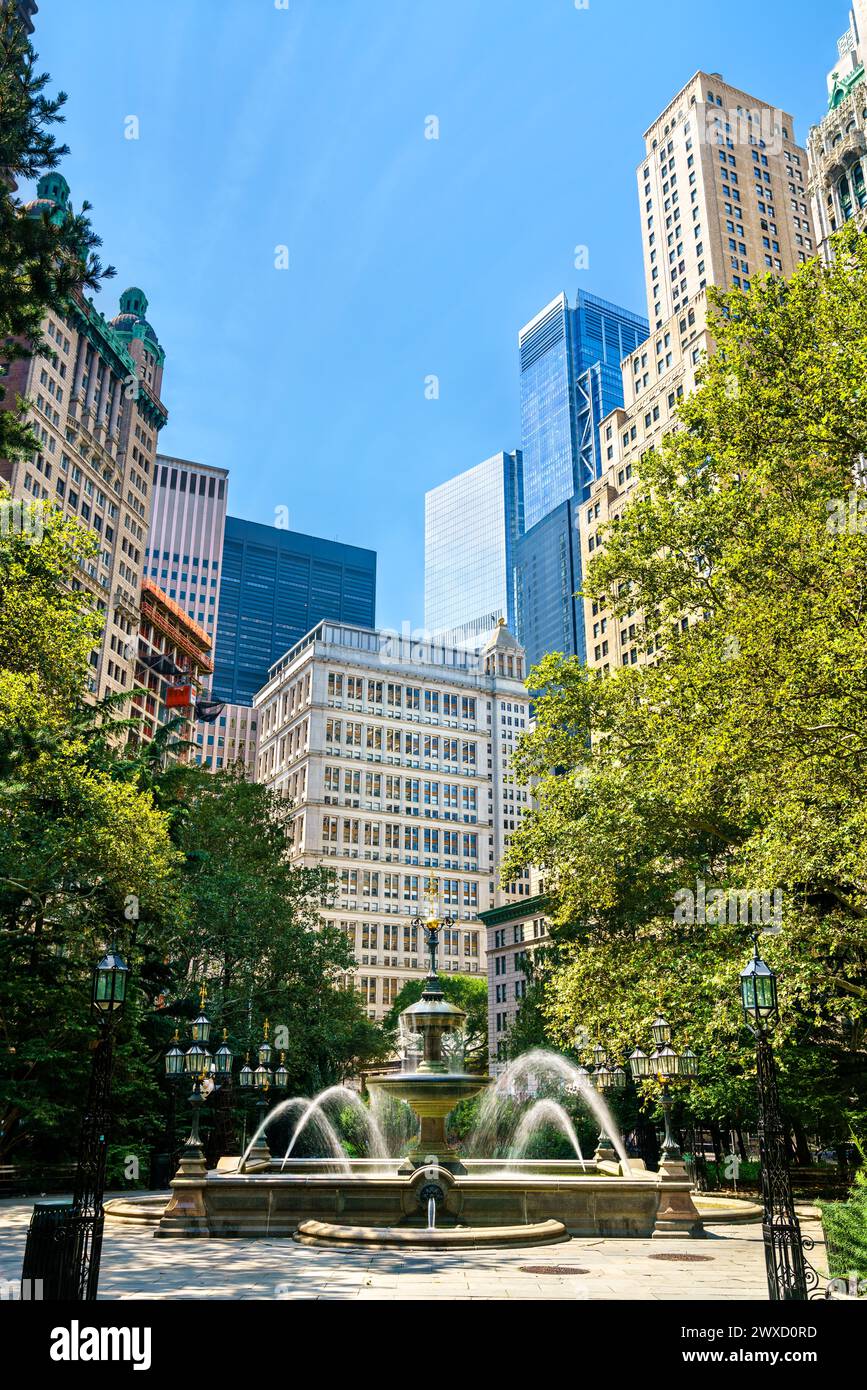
{"left": 478, "top": 894, "right": 549, "bottom": 927}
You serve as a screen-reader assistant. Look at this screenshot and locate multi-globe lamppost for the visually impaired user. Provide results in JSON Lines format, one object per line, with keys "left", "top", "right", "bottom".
{"left": 21, "top": 943, "right": 129, "bottom": 1301}
{"left": 575, "top": 1044, "right": 627, "bottom": 1162}
{"left": 628, "top": 1016, "right": 698, "bottom": 1168}
{"left": 165, "top": 1005, "right": 288, "bottom": 1170}
{"left": 740, "top": 935, "right": 817, "bottom": 1301}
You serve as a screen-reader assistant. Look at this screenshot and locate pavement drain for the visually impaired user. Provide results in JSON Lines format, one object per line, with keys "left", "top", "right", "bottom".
{"left": 518, "top": 1266, "right": 590, "bottom": 1275}
{"left": 648, "top": 1253, "right": 714, "bottom": 1262}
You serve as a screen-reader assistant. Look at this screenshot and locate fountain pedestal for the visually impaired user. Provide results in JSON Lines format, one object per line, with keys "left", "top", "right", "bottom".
{"left": 651, "top": 1159, "right": 705, "bottom": 1238}
{"left": 156, "top": 1142, "right": 209, "bottom": 1238}
{"left": 368, "top": 968, "right": 491, "bottom": 1174}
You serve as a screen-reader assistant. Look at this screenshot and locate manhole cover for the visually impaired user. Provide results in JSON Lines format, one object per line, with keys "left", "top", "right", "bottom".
{"left": 519, "top": 1265, "right": 589, "bottom": 1275}
{"left": 648, "top": 1253, "right": 714, "bottom": 1262}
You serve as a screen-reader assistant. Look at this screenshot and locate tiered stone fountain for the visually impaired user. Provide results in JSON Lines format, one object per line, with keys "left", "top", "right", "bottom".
{"left": 154, "top": 912, "right": 703, "bottom": 1246}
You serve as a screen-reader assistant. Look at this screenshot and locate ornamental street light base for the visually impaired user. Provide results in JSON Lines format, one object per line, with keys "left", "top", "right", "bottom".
{"left": 156, "top": 1143, "right": 209, "bottom": 1238}
{"left": 652, "top": 1161, "right": 705, "bottom": 1238}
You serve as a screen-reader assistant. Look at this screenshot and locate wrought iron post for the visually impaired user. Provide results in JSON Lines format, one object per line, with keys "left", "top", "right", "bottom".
{"left": 69, "top": 1022, "right": 117, "bottom": 1299}
{"left": 658, "top": 1084, "right": 681, "bottom": 1163}
{"left": 754, "top": 1033, "right": 811, "bottom": 1301}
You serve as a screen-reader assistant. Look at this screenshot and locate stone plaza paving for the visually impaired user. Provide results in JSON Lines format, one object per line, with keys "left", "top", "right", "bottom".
{"left": 0, "top": 1196, "right": 828, "bottom": 1300}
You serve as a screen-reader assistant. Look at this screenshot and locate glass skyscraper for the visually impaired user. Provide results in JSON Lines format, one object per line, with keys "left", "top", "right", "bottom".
{"left": 514, "top": 290, "right": 648, "bottom": 672}
{"left": 424, "top": 451, "right": 523, "bottom": 645}
{"left": 213, "top": 517, "right": 377, "bottom": 705}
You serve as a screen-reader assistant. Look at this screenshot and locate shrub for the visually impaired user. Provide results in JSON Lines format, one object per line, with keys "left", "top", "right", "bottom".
{"left": 820, "top": 1161, "right": 867, "bottom": 1280}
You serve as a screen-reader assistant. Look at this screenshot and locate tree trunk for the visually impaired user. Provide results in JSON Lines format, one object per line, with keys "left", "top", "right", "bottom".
{"left": 709, "top": 1120, "right": 724, "bottom": 1167}
{"left": 792, "top": 1120, "right": 812, "bottom": 1167}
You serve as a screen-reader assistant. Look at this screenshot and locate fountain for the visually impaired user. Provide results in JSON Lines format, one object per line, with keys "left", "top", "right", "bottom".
{"left": 363, "top": 917, "right": 491, "bottom": 1174}
{"left": 154, "top": 904, "right": 704, "bottom": 1245}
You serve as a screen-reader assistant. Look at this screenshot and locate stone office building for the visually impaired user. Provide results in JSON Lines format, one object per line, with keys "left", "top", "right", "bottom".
{"left": 0, "top": 177, "right": 168, "bottom": 702}
{"left": 808, "top": 1, "right": 867, "bottom": 262}
{"left": 582, "top": 71, "right": 814, "bottom": 676}
{"left": 253, "top": 620, "right": 532, "bottom": 1020}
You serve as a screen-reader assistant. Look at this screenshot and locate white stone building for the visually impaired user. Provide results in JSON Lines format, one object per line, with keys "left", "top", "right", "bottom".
{"left": 253, "top": 619, "right": 532, "bottom": 1020}
{"left": 808, "top": 2, "right": 867, "bottom": 262}
{"left": 584, "top": 70, "right": 815, "bottom": 675}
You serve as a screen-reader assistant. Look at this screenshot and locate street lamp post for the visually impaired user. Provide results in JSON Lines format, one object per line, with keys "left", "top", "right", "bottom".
{"left": 21, "top": 943, "right": 129, "bottom": 1301}
{"left": 246, "top": 1020, "right": 274, "bottom": 1166}
{"left": 628, "top": 1014, "right": 703, "bottom": 1239}
{"left": 156, "top": 985, "right": 214, "bottom": 1238}
{"left": 587, "top": 1044, "right": 626, "bottom": 1163}
{"left": 628, "top": 1015, "right": 697, "bottom": 1171}
{"left": 740, "top": 936, "right": 816, "bottom": 1301}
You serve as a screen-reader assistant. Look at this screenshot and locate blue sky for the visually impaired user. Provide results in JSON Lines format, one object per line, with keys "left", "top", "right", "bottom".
{"left": 33, "top": 0, "right": 838, "bottom": 629}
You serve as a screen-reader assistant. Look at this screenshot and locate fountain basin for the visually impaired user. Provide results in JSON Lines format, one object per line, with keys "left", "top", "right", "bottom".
{"left": 156, "top": 1156, "right": 702, "bottom": 1241}
{"left": 294, "top": 1217, "right": 569, "bottom": 1249}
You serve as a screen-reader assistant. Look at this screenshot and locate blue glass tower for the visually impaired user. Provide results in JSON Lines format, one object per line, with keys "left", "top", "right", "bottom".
{"left": 424, "top": 450, "right": 523, "bottom": 644}
{"left": 514, "top": 290, "right": 648, "bottom": 672}
{"left": 213, "top": 517, "right": 377, "bottom": 704}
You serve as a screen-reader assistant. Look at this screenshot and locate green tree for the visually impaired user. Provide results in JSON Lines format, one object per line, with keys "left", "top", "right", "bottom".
{"left": 504, "top": 228, "right": 867, "bottom": 1147}
{"left": 153, "top": 764, "right": 387, "bottom": 1099}
{"left": 1, "top": 12, "right": 112, "bottom": 464}
{"left": 0, "top": 505, "right": 181, "bottom": 1162}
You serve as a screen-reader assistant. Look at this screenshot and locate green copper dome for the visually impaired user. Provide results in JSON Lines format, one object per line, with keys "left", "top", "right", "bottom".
{"left": 25, "top": 172, "right": 71, "bottom": 226}
{"left": 110, "top": 287, "right": 164, "bottom": 363}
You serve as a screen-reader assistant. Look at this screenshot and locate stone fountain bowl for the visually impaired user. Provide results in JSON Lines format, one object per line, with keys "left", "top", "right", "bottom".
{"left": 367, "top": 1071, "right": 491, "bottom": 1112}
{"left": 367, "top": 1070, "right": 493, "bottom": 1170}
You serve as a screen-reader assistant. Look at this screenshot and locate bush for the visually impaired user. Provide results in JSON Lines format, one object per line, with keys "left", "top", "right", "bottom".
{"left": 703, "top": 1160, "right": 761, "bottom": 1189}
{"left": 820, "top": 1173, "right": 867, "bottom": 1280}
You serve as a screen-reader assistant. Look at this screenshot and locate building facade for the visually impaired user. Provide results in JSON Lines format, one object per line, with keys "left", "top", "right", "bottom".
{"left": 143, "top": 454, "right": 251, "bottom": 770}
{"left": 424, "top": 450, "right": 523, "bottom": 645}
{"left": 514, "top": 291, "right": 647, "bottom": 672}
{"left": 808, "top": 2, "right": 867, "bottom": 261}
{"left": 129, "top": 578, "right": 213, "bottom": 755}
{"left": 13, "top": 0, "right": 37, "bottom": 33}
{"left": 253, "top": 620, "right": 531, "bottom": 1021}
{"left": 582, "top": 71, "right": 815, "bottom": 675}
{"left": 480, "top": 892, "right": 549, "bottom": 1074}
{"left": 213, "top": 516, "right": 377, "bottom": 708}
{"left": 0, "top": 177, "right": 168, "bottom": 703}
{"left": 146, "top": 455, "right": 228, "bottom": 650}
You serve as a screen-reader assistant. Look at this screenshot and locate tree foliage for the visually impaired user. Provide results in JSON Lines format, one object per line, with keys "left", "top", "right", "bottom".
{"left": 0, "top": 12, "right": 112, "bottom": 464}
{"left": 505, "top": 228, "right": 867, "bottom": 1144}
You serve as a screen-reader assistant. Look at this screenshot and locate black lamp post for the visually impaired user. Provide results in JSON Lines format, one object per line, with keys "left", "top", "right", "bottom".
{"left": 740, "top": 936, "right": 815, "bottom": 1301}
{"left": 587, "top": 1043, "right": 627, "bottom": 1161}
{"left": 240, "top": 1020, "right": 275, "bottom": 1166}
{"left": 628, "top": 1015, "right": 697, "bottom": 1168}
{"left": 21, "top": 942, "right": 129, "bottom": 1301}
{"left": 162, "top": 1029, "right": 185, "bottom": 1177}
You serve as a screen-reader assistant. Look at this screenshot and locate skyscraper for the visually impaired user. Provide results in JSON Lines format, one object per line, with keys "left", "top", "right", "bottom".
{"left": 514, "top": 290, "right": 648, "bottom": 672}
{"left": 519, "top": 292, "right": 649, "bottom": 530}
{"left": 0, "top": 176, "right": 168, "bottom": 702}
{"left": 808, "top": 2, "right": 867, "bottom": 261}
{"left": 424, "top": 450, "right": 523, "bottom": 645}
{"left": 583, "top": 71, "right": 815, "bottom": 675}
{"left": 213, "top": 516, "right": 377, "bottom": 706}
{"left": 144, "top": 455, "right": 254, "bottom": 772}
{"left": 146, "top": 455, "right": 229, "bottom": 652}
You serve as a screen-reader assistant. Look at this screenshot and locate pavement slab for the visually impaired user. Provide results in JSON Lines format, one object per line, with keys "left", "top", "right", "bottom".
{"left": 0, "top": 1194, "right": 829, "bottom": 1301}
